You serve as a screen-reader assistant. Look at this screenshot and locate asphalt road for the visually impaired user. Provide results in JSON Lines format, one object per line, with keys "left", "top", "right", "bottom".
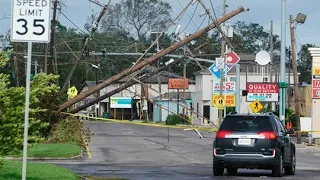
{"left": 52, "top": 121, "right": 320, "bottom": 180}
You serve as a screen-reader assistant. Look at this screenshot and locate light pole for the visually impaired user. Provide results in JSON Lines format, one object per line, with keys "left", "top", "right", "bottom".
{"left": 88, "top": 63, "right": 100, "bottom": 117}
{"left": 290, "top": 13, "right": 307, "bottom": 144}
{"left": 279, "top": 0, "right": 287, "bottom": 126}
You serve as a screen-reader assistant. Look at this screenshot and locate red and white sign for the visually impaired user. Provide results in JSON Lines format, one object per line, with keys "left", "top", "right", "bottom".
{"left": 225, "top": 51, "right": 240, "bottom": 70}
{"left": 213, "top": 81, "right": 235, "bottom": 94}
{"left": 313, "top": 80, "right": 320, "bottom": 88}
{"left": 313, "top": 80, "right": 320, "bottom": 98}
{"left": 246, "top": 83, "right": 279, "bottom": 102}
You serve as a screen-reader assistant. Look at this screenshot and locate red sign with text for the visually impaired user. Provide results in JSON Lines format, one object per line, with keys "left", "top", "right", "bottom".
{"left": 246, "top": 83, "right": 279, "bottom": 93}
{"left": 313, "top": 80, "right": 320, "bottom": 98}
{"left": 246, "top": 83, "right": 279, "bottom": 102}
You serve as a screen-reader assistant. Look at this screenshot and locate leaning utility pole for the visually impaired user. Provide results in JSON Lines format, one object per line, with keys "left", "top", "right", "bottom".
{"left": 49, "top": 0, "right": 58, "bottom": 74}
{"left": 69, "top": 43, "right": 208, "bottom": 114}
{"left": 60, "top": 2, "right": 110, "bottom": 93}
{"left": 218, "top": 0, "right": 227, "bottom": 126}
{"left": 58, "top": 7, "right": 245, "bottom": 111}
{"left": 289, "top": 15, "right": 302, "bottom": 144}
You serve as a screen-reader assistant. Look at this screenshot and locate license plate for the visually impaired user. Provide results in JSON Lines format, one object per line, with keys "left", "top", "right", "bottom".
{"left": 238, "top": 138, "right": 251, "bottom": 145}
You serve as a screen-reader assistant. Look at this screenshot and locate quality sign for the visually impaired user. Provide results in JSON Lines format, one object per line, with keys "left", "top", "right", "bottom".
{"left": 246, "top": 83, "right": 279, "bottom": 102}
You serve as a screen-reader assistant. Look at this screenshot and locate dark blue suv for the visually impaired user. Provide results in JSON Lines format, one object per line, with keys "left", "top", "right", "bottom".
{"left": 213, "top": 113, "right": 296, "bottom": 177}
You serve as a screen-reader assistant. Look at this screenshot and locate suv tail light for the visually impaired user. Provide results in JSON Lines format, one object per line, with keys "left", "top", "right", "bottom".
{"left": 258, "top": 131, "right": 277, "bottom": 139}
{"left": 216, "top": 130, "right": 232, "bottom": 138}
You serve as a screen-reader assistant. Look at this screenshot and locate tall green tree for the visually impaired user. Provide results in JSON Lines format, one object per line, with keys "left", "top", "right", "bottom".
{"left": 297, "top": 43, "right": 318, "bottom": 83}
{"left": 230, "top": 21, "right": 282, "bottom": 63}
{"left": 98, "top": 0, "right": 172, "bottom": 40}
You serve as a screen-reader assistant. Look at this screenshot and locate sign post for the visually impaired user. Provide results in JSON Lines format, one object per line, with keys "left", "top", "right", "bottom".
{"left": 11, "top": 1, "right": 51, "bottom": 179}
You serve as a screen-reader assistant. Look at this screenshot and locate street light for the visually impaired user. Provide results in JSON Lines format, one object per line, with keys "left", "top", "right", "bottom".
{"left": 295, "top": 13, "right": 307, "bottom": 24}
{"left": 88, "top": 63, "right": 100, "bottom": 117}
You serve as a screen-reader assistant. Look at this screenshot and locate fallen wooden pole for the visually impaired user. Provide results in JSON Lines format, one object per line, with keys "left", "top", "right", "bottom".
{"left": 58, "top": 7, "right": 245, "bottom": 111}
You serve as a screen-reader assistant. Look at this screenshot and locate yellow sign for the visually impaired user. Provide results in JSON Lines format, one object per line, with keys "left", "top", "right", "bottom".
{"left": 249, "top": 100, "right": 263, "bottom": 113}
{"left": 313, "top": 66, "right": 320, "bottom": 76}
{"left": 67, "top": 86, "right": 78, "bottom": 99}
{"left": 217, "top": 96, "right": 225, "bottom": 109}
{"left": 212, "top": 94, "right": 236, "bottom": 107}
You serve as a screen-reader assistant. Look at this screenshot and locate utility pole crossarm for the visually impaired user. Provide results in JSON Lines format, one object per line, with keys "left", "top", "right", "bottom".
{"left": 58, "top": 7, "right": 246, "bottom": 111}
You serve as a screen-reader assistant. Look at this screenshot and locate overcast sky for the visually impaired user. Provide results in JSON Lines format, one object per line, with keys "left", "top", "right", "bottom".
{"left": 1, "top": 0, "right": 319, "bottom": 49}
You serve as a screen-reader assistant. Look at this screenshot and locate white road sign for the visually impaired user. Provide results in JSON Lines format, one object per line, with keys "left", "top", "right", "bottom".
{"left": 11, "top": 0, "right": 51, "bottom": 42}
{"left": 216, "top": 57, "right": 224, "bottom": 69}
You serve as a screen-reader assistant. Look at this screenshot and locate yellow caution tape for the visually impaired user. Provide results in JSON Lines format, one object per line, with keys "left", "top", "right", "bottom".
{"left": 62, "top": 112, "right": 320, "bottom": 133}
{"left": 61, "top": 112, "right": 218, "bottom": 131}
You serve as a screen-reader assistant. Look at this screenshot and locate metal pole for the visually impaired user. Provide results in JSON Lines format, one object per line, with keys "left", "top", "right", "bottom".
{"left": 156, "top": 31, "right": 162, "bottom": 122}
{"left": 236, "top": 64, "right": 240, "bottom": 112}
{"left": 280, "top": 0, "right": 287, "bottom": 126}
{"left": 35, "top": 59, "right": 37, "bottom": 75}
{"left": 22, "top": 42, "right": 32, "bottom": 180}
{"left": 210, "top": 79, "right": 213, "bottom": 124}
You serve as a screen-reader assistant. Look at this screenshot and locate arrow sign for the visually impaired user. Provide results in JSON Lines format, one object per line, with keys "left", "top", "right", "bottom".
{"left": 208, "top": 63, "right": 229, "bottom": 80}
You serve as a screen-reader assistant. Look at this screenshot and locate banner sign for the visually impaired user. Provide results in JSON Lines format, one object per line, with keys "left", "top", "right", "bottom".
{"left": 212, "top": 94, "right": 236, "bottom": 107}
{"left": 312, "top": 58, "right": 320, "bottom": 99}
{"left": 110, "top": 97, "right": 132, "bottom": 108}
{"left": 246, "top": 83, "right": 279, "bottom": 102}
{"left": 212, "top": 81, "right": 236, "bottom": 94}
{"left": 168, "top": 78, "right": 189, "bottom": 89}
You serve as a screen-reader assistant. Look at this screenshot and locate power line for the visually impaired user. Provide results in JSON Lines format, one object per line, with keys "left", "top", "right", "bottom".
{"left": 58, "top": 9, "right": 87, "bottom": 34}
{"left": 178, "top": 0, "right": 200, "bottom": 32}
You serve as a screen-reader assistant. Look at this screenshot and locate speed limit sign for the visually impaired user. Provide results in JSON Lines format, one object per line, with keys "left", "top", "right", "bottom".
{"left": 11, "top": 0, "right": 51, "bottom": 42}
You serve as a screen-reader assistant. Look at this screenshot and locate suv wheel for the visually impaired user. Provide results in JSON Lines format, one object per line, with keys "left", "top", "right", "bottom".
{"left": 213, "top": 165, "right": 224, "bottom": 176}
{"left": 272, "top": 154, "right": 284, "bottom": 177}
{"left": 285, "top": 152, "right": 296, "bottom": 175}
{"left": 227, "top": 167, "right": 237, "bottom": 176}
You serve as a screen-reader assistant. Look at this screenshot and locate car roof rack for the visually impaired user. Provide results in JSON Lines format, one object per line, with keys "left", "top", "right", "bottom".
{"left": 264, "top": 112, "right": 275, "bottom": 116}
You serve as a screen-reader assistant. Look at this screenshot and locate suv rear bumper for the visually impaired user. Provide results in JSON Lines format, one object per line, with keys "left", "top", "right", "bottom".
{"left": 213, "top": 149, "right": 280, "bottom": 168}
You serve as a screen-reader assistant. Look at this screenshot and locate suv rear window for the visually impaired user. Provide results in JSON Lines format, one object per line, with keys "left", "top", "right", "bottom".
{"left": 219, "top": 116, "right": 274, "bottom": 132}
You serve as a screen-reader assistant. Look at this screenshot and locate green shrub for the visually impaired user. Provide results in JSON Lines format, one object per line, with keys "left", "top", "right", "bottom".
{"left": 47, "top": 117, "right": 86, "bottom": 147}
{"left": 165, "top": 114, "right": 190, "bottom": 125}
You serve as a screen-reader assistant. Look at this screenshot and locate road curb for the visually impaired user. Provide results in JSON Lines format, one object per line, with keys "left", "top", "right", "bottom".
{"left": 4, "top": 154, "right": 81, "bottom": 160}
{"left": 296, "top": 167, "right": 320, "bottom": 171}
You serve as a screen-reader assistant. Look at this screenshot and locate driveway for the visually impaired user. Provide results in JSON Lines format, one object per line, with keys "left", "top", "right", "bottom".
{"left": 52, "top": 121, "right": 320, "bottom": 179}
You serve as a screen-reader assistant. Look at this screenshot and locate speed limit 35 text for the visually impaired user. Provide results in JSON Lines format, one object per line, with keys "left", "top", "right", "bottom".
{"left": 16, "top": 0, "right": 48, "bottom": 17}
